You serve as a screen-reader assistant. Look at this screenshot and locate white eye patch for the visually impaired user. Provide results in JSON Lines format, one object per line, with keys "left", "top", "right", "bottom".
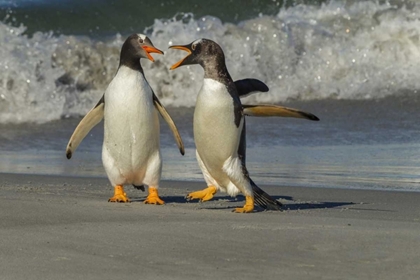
{"left": 137, "top": 34, "right": 147, "bottom": 41}
{"left": 192, "top": 39, "right": 203, "bottom": 45}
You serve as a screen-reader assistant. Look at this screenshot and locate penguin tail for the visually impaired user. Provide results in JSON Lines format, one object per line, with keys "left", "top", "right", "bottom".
{"left": 251, "top": 179, "right": 283, "bottom": 211}
{"left": 132, "top": 184, "right": 145, "bottom": 192}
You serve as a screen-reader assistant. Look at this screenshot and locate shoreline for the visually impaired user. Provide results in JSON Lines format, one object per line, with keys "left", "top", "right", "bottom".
{"left": 1, "top": 173, "right": 420, "bottom": 279}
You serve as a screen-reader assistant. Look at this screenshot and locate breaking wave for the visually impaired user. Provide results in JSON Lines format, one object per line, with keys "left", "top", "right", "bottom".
{"left": 1, "top": 1, "right": 420, "bottom": 123}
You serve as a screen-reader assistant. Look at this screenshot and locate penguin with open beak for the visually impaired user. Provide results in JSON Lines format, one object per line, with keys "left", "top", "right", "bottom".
{"left": 170, "top": 39, "right": 319, "bottom": 212}
{"left": 169, "top": 39, "right": 317, "bottom": 212}
{"left": 66, "top": 34, "right": 184, "bottom": 204}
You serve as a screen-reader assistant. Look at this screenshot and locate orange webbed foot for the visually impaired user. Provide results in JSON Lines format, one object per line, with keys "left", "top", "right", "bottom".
{"left": 186, "top": 185, "right": 217, "bottom": 202}
{"left": 108, "top": 185, "right": 130, "bottom": 203}
{"left": 144, "top": 187, "right": 165, "bottom": 205}
{"left": 233, "top": 196, "right": 254, "bottom": 213}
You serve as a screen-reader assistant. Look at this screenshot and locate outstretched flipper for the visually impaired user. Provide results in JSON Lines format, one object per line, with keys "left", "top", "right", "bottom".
{"left": 243, "top": 104, "right": 319, "bottom": 121}
{"left": 234, "top": 79, "right": 269, "bottom": 97}
{"left": 66, "top": 96, "right": 105, "bottom": 159}
{"left": 153, "top": 94, "right": 185, "bottom": 155}
{"left": 251, "top": 179, "right": 283, "bottom": 211}
{"left": 234, "top": 79, "right": 319, "bottom": 121}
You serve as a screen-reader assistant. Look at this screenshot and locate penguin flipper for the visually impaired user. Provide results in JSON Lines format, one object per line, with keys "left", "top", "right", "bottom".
{"left": 243, "top": 104, "right": 320, "bottom": 121}
{"left": 152, "top": 94, "right": 185, "bottom": 155}
{"left": 250, "top": 179, "right": 283, "bottom": 211}
{"left": 66, "top": 96, "right": 105, "bottom": 159}
{"left": 234, "top": 79, "right": 269, "bottom": 97}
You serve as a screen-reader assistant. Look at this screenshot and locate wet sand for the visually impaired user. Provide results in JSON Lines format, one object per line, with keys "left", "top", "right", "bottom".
{"left": 1, "top": 173, "right": 420, "bottom": 279}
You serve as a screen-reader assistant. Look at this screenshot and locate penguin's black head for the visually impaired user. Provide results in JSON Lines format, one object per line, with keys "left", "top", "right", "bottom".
{"left": 169, "top": 38, "right": 225, "bottom": 70}
{"left": 120, "top": 34, "right": 163, "bottom": 67}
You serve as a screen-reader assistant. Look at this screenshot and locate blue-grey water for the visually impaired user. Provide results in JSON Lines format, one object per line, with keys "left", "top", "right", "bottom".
{"left": 0, "top": 0, "right": 420, "bottom": 192}
{"left": 1, "top": 96, "right": 420, "bottom": 191}
{"left": 0, "top": 0, "right": 325, "bottom": 36}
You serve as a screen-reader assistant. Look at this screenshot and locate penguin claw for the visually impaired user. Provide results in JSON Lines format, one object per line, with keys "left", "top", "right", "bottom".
{"left": 108, "top": 194, "right": 130, "bottom": 203}
{"left": 233, "top": 206, "right": 254, "bottom": 213}
{"left": 108, "top": 197, "right": 131, "bottom": 203}
{"left": 186, "top": 186, "right": 217, "bottom": 202}
{"left": 232, "top": 196, "right": 254, "bottom": 213}
{"left": 108, "top": 186, "right": 130, "bottom": 203}
{"left": 143, "top": 187, "right": 165, "bottom": 205}
{"left": 143, "top": 196, "right": 165, "bottom": 205}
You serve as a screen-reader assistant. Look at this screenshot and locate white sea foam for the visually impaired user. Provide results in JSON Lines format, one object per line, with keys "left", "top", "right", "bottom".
{"left": 1, "top": 1, "right": 420, "bottom": 123}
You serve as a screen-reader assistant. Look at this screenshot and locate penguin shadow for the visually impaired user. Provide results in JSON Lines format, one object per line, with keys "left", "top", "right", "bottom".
{"left": 127, "top": 194, "right": 260, "bottom": 205}
{"left": 129, "top": 195, "right": 189, "bottom": 204}
{"left": 163, "top": 196, "right": 194, "bottom": 204}
{"left": 183, "top": 195, "right": 295, "bottom": 212}
{"left": 128, "top": 194, "right": 355, "bottom": 212}
{"left": 127, "top": 198, "right": 145, "bottom": 203}
{"left": 190, "top": 195, "right": 247, "bottom": 210}
{"left": 282, "top": 200, "right": 355, "bottom": 211}
{"left": 224, "top": 195, "right": 356, "bottom": 212}
{"left": 279, "top": 196, "right": 393, "bottom": 213}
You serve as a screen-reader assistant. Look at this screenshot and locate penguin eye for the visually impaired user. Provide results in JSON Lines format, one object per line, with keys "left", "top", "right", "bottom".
{"left": 191, "top": 43, "right": 196, "bottom": 51}
{"left": 139, "top": 38, "right": 144, "bottom": 44}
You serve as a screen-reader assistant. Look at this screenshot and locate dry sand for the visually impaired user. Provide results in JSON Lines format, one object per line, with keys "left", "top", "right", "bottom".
{"left": 1, "top": 173, "right": 420, "bottom": 280}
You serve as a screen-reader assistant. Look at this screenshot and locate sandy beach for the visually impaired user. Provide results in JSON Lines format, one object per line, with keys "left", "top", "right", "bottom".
{"left": 1, "top": 173, "right": 419, "bottom": 280}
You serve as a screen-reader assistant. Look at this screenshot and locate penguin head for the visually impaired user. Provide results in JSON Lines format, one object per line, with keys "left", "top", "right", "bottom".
{"left": 169, "top": 38, "right": 225, "bottom": 70}
{"left": 121, "top": 34, "right": 163, "bottom": 64}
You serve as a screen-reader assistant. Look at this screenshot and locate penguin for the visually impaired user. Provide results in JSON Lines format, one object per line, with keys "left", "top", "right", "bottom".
{"left": 66, "top": 34, "right": 184, "bottom": 204}
{"left": 169, "top": 38, "right": 319, "bottom": 213}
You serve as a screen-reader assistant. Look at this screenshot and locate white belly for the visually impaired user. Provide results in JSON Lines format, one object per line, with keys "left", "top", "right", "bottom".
{"left": 102, "top": 66, "right": 161, "bottom": 186}
{"left": 194, "top": 79, "right": 243, "bottom": 188}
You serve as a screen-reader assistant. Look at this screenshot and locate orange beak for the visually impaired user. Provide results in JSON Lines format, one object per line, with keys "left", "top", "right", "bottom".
{"left": 169, "top": 45, "right": 192, "bottom": 70}
{"left": 142, "top": 45, "right": 164, "bottom": 62}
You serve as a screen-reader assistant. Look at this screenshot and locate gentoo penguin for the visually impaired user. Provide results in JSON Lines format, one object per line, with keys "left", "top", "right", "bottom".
{"left": 170, "top": 39, "right": 319, "bottom": 213}
{"left": 66, "top": 34, "right": 184, "bottom": 204}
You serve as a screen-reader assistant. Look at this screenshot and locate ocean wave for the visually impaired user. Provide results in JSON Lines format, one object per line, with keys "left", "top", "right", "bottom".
{"left": 1, "top": 1, "right": 420, "bottom": 123}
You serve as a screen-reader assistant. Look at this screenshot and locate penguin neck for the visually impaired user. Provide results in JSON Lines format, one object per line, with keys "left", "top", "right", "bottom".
{"left": 119, "top": 54, "right": 144, "bottom": 74}
{"left": 202, "top": 59, "right": 232, "bottom": 86}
